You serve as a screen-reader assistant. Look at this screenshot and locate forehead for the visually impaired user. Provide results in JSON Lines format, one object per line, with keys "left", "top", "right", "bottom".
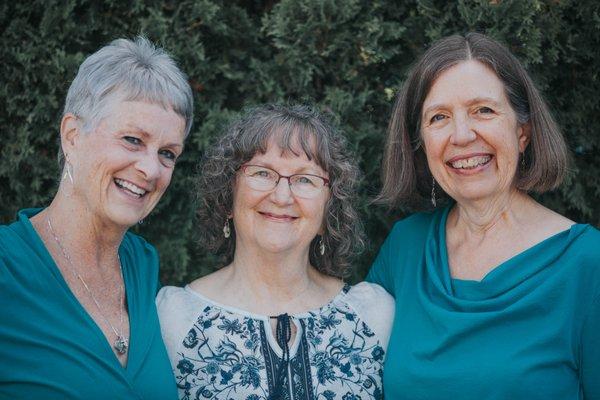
{"left": 423, "top": 60, "right": 508, "bottom": 107}
{"left": 102, "top": 100, "right": 186, "bottom": 142}
{"left": 249, "top": 135, "right": 326, "bottom": 173}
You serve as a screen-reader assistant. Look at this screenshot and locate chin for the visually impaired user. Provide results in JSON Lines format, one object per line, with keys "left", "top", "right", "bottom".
{"left": 457, "top": 189, "right": 504, "bottom": 203}
{"left": 258, "top": 240, "right": 299, "bottom": 254}
{"left": 104, "top": 207, "right": 146, "bottom": 228}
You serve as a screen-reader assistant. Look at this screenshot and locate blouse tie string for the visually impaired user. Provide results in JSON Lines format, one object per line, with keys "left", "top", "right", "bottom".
{"left": 271, "top": 313, "right": 292, "bottom": 398}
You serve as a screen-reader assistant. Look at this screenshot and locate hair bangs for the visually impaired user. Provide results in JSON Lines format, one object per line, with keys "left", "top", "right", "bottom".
{"left": 240, "top": 113, "right": 329, "bottom": 173}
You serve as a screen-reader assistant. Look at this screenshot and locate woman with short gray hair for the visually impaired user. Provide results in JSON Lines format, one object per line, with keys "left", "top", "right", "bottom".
{"left": 157, "top": 104, "right": 394, "bottom": 399}
{"left": 0, "top": 36, "right": 192, "bottom": 399}
{"left": 368, "top": 32, "right": 600, "bottom": 399}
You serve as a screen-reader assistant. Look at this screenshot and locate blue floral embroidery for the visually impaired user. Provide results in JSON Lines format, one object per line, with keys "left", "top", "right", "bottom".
{"left": 174, "top": 286, "right": 384, "bottom": 399}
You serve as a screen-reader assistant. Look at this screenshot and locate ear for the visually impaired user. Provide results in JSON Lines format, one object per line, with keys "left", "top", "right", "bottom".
{"left": 517, "top": 121, "right": 531, "bottom": 153}
{"left": 60, "top": 114, "right": 80, "bottom": 159}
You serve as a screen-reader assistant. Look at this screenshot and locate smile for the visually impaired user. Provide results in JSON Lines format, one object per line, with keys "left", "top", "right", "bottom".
{"left": 259, "top": 211, "right": 298, "bottom": 222}
{"left": 448, "top": 155, "right": 492, "bottom": 170}
{"left": 114, "top": 178, "right": 148, "bottom": 198}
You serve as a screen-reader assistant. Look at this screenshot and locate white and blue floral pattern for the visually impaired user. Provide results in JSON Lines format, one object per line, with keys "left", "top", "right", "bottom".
{"left": 173, "top": 285, "right": 385, "bottom": 400}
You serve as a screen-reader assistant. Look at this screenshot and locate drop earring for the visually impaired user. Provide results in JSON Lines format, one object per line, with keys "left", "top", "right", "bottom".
{"left": 63, "top": 161, "right": 74, "bottom": 185}
{"left": 223, "top": 219, "right": 231, "bottom": 238}
{"left": 319, "top": 236, "right": 325, "bottom": 256}
{"left": 431, "top": 177, "right": 437, "bottom": 208}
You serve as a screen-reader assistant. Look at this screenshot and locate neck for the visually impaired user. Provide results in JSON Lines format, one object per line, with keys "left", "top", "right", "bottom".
{"left": 35, "top": 190, "right": 126, "bottom": 266}
{"left": 229, "top": 242, "right": 315, "bottom": 301}
{"left": 449, "top": 189, "right": 534, "bottom": 238}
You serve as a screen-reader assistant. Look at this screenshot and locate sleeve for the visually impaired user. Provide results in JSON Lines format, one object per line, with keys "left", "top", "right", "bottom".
{"left": 581, "top": 294, "right": 600, "bottom": 399}
{"left": 365, "top": 224, "right": 398, "bottom": 296}
{"left": 156, "top": 286, "right": 202, "bottom": 364}
{"left": 347, "top": 282, "right": 395, "bottom": 350}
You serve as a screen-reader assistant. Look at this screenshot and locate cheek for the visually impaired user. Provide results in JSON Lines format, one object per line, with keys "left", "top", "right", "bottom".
{"left": 421, "top": 133, "right": 443, "bottom": 161}
{"left": 306, "top": 198, "right": 328, "bottom": 230}
{"left": 157, "top": 169, "right": 175, "bottom": 191}
{"left": 232, "top": 185, "right": 263, "bottom": 214}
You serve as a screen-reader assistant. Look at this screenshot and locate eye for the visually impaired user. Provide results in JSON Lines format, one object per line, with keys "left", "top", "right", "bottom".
{"left": 251, "top": 169, "right": 274, "bottom": 179}
{"left": 477, "top": 106, "right": 494, "bottom": 114}
{"left": 124, "top": 136, "right": 141, "bottom": 145}
{"left": 159, "top": 149, "right": 177, "bottom": 161}
{"left": 293, "top": 175, "right": 319, "bottom": 187}
{"left": 429, "top": 114, "right": 446, "bottom": 124}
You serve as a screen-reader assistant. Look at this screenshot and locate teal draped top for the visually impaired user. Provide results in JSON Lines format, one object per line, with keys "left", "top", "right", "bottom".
{"left": 367, "top": 206, "right": 600, "bottom": 399}
{"left": 0, "top": 209, "right": 177, "bottom": 400}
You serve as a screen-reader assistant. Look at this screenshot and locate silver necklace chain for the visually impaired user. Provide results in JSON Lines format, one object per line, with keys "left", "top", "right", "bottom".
{"left": 46, "top": 217, "right": 128, "bottom": 355}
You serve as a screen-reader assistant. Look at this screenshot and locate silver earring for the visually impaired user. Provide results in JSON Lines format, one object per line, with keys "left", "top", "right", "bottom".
{"left": 138, "top": 219, "right": 144, "bottom": 225}
{"left": 63, "top": 161, "right": 74, "bottom": 185}
{"left": 319, "top": 237, "right": 325, "bottom": 256}
{"left": 223, "top": 219, "right": 231, "bottom": 238}
{"left": 521, "top": 152, "right": 526, "bottom": 169}
{"left": 431, "top": 177, "right": 437, "bottom": 208}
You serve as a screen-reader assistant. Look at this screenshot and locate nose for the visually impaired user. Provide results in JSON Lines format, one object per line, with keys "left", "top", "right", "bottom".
{"left": 451, "top": 114, "right": 477, "bottom": 146}
{"left": 135, "top": 152, "right": 161, "bottom": 181}
{"left": 270, "top": 177, "right": 295, "bottom": 205}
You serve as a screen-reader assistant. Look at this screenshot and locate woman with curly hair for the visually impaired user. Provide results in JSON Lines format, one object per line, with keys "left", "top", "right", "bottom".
{"left": 157, "top": 104, "right": 394, "bottom": 400}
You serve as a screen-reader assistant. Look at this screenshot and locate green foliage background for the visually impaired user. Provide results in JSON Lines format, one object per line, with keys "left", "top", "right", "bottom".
{"left": 1, "top": 0, "right": 599, "bottom": 285}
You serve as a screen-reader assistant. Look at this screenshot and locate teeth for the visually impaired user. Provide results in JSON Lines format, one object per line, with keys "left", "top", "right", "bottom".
{"left": 451, "top": 155, "right": 491, "bottom": 169}
{"left": 115, "top": 178, "right": 146, "bottom": 197}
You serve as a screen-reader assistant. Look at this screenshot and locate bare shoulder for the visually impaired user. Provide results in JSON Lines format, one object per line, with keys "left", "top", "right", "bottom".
{"left": 188, "top": 267, "right": 229, "bottom": 298}
{"left": 316, "top": 273, "right": 345, "bottom": 298}
{"left": 532, "top": 204, "right": 576, "bottom": 235}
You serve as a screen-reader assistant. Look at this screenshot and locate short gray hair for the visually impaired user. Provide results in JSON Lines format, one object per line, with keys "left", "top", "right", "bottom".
{"left": 196, "top": 104, "right": 365, "bottom": 278}
{"left": 63, "top": 36, "right": 193, "bottom": 136}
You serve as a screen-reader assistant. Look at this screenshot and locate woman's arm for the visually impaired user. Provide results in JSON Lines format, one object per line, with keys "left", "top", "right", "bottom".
{"left": 365, "top": 223, "right": 399, "bottom": 296}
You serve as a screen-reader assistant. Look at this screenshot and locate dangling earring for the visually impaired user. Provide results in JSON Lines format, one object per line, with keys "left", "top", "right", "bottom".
{"left": 520, "top": 152, "right": 526, "bottom": 170}
{"left": 63, "top": 161, "right": 74, "bottom": 185}
{"left": 431, "top": 177, "right": 437, "bottom": 208}
{"left": 223, "top": 219, "right": 231, "bottom": 238}
{"left": 318, "top": 236, "right": 325, "bottom": 256}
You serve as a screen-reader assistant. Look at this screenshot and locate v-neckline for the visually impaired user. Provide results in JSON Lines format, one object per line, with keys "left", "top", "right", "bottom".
{"left": 19, "top": 208, "right": 134, "bottom": 373}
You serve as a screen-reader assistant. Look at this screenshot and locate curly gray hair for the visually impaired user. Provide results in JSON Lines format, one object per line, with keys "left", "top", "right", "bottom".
{"left": 196, "top": 104, "right": 365, "bottom": 278}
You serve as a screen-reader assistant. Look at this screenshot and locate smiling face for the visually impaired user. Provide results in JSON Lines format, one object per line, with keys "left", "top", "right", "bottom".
{"left": 420, "top": 60, "right": 530, "bottom": 204}
{"left": 64, "top": 100, "right": 186, "bottom": 229}
{"left": 231, "top": 136, "right": 330, "bottom": 257}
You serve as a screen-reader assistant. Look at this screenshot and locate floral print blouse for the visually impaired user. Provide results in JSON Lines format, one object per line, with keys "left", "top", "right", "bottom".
{"left": 157, "top": 282, "right": 394, "bottom": 400}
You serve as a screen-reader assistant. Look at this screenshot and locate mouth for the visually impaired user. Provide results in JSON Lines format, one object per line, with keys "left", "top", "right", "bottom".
{"left": 259, "top": 211, "right": 298, "bottom": 222}
{"left": 114, "top": 178, "right": 148, "bottom": 198}
{"left": 447, "top": 154, "right": 492, "bottom": 170}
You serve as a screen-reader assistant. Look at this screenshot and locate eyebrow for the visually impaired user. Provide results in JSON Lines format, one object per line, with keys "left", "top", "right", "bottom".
{"left": 251, "top": 161, "right": 324, "bottom": 176}
{"left": 422, "top": 96, "right": 503, "bottom": 116}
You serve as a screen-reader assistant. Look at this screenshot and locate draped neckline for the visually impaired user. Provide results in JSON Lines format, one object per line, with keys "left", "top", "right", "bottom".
{"left": 422, "top": 205, "right": 590, "bottom": 304}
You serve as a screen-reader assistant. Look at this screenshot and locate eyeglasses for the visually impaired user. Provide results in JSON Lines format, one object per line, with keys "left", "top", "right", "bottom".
{"left": 239, "top": 164, "right": 330, "bottom": 199}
